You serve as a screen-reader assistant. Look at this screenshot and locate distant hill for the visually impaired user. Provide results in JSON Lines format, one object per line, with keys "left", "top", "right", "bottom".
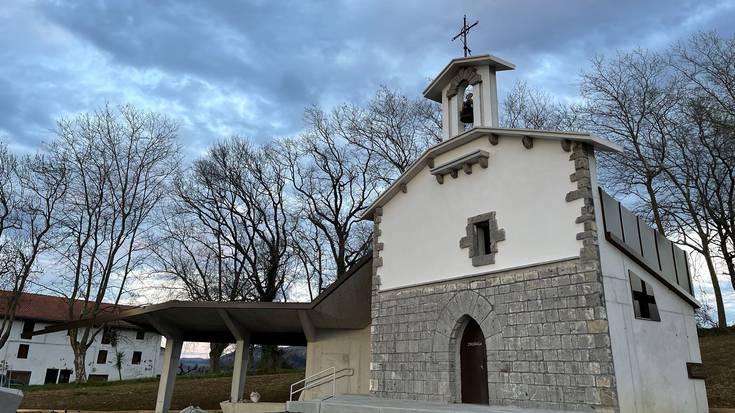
{"left": 180, "top": 346, "right": 306, "bottom": 373}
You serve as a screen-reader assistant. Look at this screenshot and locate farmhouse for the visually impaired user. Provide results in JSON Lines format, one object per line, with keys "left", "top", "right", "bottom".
{"left": 1, "top": 291, "right": 163, "bottom": 385}
{"left": 38, "top": 54, "right": 708, "bottom": 413}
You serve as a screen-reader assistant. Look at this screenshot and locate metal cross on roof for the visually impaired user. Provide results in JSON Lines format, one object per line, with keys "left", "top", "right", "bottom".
{"left": 452, "top": 14, "right": 479, "bottom": 58}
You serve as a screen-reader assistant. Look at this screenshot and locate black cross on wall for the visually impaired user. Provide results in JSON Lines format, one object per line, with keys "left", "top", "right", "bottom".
{"left": 629, "top": 271, "right": 661, "bottom": 321}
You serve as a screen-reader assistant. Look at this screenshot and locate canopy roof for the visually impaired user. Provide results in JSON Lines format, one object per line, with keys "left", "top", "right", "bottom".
{"left": 34, "top": 254, "right": 373, "bottom": 346}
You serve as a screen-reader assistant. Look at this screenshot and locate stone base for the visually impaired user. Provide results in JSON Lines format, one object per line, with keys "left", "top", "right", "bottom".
{"left": 286, "top": 395, "right": 571, "bottom": 413}
{"left": 220, "top": 401, "right": 286, "bottom": 413}
{"left": 0, "top": 387, "right": 23, "bottom": 413}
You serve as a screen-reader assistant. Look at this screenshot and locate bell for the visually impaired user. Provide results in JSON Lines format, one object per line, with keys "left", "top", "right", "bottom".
{"left": 460, "top": 95, "right": 474, "bottom": 124}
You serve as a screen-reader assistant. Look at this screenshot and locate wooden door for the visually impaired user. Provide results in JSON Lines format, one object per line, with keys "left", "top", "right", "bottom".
{"left": 460, "top": 318, "right": 489, "bottom": 404}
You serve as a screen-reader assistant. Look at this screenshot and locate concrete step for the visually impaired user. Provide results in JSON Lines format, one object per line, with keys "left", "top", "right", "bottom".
{"left": 286, "top": 395, "right": 572, "bottom": 413}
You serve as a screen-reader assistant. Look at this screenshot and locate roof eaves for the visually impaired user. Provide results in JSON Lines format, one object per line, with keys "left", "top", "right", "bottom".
{"left": 361, "top": 128, "right": 622, "bottom": 220}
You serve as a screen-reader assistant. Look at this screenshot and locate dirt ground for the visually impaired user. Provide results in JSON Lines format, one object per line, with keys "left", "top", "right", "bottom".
{"left": 20, "top": 371, "right": 303, "bottom": 410}
{"left": 700, "top": 330, "right": 735, "bottom": 408}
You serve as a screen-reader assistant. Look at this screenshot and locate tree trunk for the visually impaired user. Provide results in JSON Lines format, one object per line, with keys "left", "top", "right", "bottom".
{"left": 260, "top": 345, "right": 280, "bottom": 371}
{"left": 702, "top": 245, "right": 728, "bottom": 328}
{"left": 646, "top": 179, "right": 665, "bottom": 235}
{"left": 209, "top": 342, "right": 228, "bottom": 373}
{"left": 72, "top": 345, "right": 88, "bottom": 384}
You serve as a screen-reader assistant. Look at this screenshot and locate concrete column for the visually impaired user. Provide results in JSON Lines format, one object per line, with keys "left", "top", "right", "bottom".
{"left": 230, "top": 337, "right": 251, "bottom": 402}
{"left": 155, "top": 338, "right": 183, "bottom": 413}
{"left": 449, "top": 95, "right": 460, "bottom": 138}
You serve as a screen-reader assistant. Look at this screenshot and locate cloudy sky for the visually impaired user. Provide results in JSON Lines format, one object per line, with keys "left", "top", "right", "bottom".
{"left": 3, "top": 0, "right": 734, "bottom": 354}
{"left": 2, "top": 0, "right": 734, "bottom": 157}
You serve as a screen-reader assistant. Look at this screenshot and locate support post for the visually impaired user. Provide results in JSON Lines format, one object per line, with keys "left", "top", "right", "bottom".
{"left": 155, "top": 338, "right": 183, "bottom": 413}
{"left": 230, "top": 336, "right": 251, "bottom": 402}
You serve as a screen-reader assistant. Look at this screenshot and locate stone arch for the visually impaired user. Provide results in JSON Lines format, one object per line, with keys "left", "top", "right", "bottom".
{"left": 431, "top": 290, "right": 502, "bottom": 403}
{"left": 446, "top": 67, "right": 482, "bottom": 99}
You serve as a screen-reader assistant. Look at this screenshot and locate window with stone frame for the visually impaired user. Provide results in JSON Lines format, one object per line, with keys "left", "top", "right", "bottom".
{"left": 629, "top": 271, "right": 660, "bottom": 321}
{"left": 459, "top": 211, "right": 506, "bottom": 267}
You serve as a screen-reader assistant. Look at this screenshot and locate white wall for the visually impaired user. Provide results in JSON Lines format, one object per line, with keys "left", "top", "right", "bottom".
{"left": 303, "top": 327, "right": 370, "bottom": 400}
{"left": 591, "top": 156, "right": 708, "bottom": 413}
{"left": 378, "top": 136, "right": 582, "bottom": 290}
{"left": 0, "top": 319, "right": 163, "bottom": 385}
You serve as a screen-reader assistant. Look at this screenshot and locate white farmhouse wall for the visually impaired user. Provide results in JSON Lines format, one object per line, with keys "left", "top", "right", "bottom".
{"left": 379, "top": 136, "right": 582, "bottom": 290}
{"left": 0, "top": 319, "right": 162, "bottom": 385}
{"left": 590, "top": 156, "right": 708, "bottom": 413}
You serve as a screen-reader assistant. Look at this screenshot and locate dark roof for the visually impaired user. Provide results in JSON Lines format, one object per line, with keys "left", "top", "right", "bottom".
{"left": 0, "top": 291, "right": 138, "bottom": 325}
{"left": 34, "top": 254, "right": 373, "bottom": 345}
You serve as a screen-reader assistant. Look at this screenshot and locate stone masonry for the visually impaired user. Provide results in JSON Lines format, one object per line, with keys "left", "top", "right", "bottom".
{"left": 369, "top": 259, "right": 617, "bottom": 412}
{"left": 369, "top": 141, "right": 619, "bottom": 412}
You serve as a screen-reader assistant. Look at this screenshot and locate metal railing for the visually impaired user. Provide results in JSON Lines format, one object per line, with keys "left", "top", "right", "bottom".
{"left": 289, "top": 366, "right": 354, "bottom": 401}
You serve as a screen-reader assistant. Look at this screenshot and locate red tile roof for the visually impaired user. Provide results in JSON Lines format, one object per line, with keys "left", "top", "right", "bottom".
{"left": 0, "top": 291, "right": 138, "bottom": 326}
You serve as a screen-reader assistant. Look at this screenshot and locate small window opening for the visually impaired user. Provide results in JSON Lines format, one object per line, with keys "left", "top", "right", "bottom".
{"left": 136, "top": 330, "right": 145, "bottom": 340}
{"left": 101, "top": 327, "right": 114, "bottom": 345}
{"left": 475, "top": 221, "right": 492, "bottom": 256}
{"left": 17, "top": 344, "right": 29, "bottom": 359}
{"left": 97, "top": 349, "right": 108, "bottom": 364}
{"left": 132, "top": 351, "right": 142, "bottom": 365}
{"left": 21, "top": 321, "right": 35, "bottom": 340}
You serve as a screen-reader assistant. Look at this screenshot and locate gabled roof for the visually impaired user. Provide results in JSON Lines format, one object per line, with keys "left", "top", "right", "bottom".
{"left": 0, "top": 291, "right": 141, "bottom": 330}
{"left": 423, "top": 54, "right": 515, "bottom": 102}
{"left": 361, "top": 127, "right": 623, "bottom": 220}
{"left": 0, "top": 291, "right": 135, "bottom": 324}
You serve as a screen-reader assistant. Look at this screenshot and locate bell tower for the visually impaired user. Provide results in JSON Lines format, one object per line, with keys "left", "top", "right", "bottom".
{"left": 423, "top": 55, "right": 515, "bottom": 140}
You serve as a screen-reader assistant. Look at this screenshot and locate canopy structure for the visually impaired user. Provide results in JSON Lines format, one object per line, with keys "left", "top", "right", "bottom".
{"left": 34, "top": 253, "right": 372, "bottom": 344}
{"left": 34, "top": 254, "right": 373, "bottom": 413}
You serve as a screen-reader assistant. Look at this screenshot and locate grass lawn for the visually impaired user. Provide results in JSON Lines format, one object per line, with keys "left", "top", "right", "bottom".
{"left": 20, "top": 370, "right": 303, "bottom": 410}
{"left": 700, "top": 328, "right": 735, "bottom": 408}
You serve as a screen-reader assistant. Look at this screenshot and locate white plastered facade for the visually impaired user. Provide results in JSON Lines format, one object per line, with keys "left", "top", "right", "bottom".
{"left": 378, "top": 135, "right": 582, "bottom": 291}
{"left": 0, "top": 319, "right": 163, "bottom": 385}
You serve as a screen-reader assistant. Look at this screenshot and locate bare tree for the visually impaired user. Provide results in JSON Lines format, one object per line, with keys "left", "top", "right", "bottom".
{"left": 581, "top": 36, "right": 735, "bottom": 327}
{"left": 154, "top": 137, "right": 292, "bottom": 371}
{"left": 46, "top": 104, "right": 179, "bottom": 383}
{"left": 670, "top": 32, "right": 735, "bottom": 291}
{"left": 659, "top": 119, "right": 729, "bottom": 327}
{"left": 580, "top": 50, "right": 683, "bottom": 234}
{"left": 281, "top": 106, "right": 379, "bottom": 278}
{"left": 292, "top": 221, "right": 332, "bottom": 301}
{"left": 502, "top": 81, "right": 581, "bottom": 131}
{"left": 337, "top": 86, "right": 442, "bottom": 183}
{"left": 0, "top": 144, "right": 67, "bottom": 350}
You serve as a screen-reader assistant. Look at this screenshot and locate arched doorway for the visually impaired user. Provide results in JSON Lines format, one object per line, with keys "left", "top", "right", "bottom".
{"left": 460, "top": 318, "right": 489, "bottom": 404}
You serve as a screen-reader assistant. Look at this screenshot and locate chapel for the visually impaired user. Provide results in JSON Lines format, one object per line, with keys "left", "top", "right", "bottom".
{"left": 328, "top": 53, "right": 708, "bottom": 412}
{"left": 35, "top": 53, "right": 709, "bottom": 413}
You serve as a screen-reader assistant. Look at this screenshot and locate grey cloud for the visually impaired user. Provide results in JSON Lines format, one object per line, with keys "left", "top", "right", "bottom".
{"left": 0, "top": 0, "right": 733, "bottom": 156}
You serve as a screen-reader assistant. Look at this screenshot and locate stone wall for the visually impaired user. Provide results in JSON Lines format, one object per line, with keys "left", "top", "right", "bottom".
{"left": 369, "top": 259, "right": 617, "bottom": 412}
